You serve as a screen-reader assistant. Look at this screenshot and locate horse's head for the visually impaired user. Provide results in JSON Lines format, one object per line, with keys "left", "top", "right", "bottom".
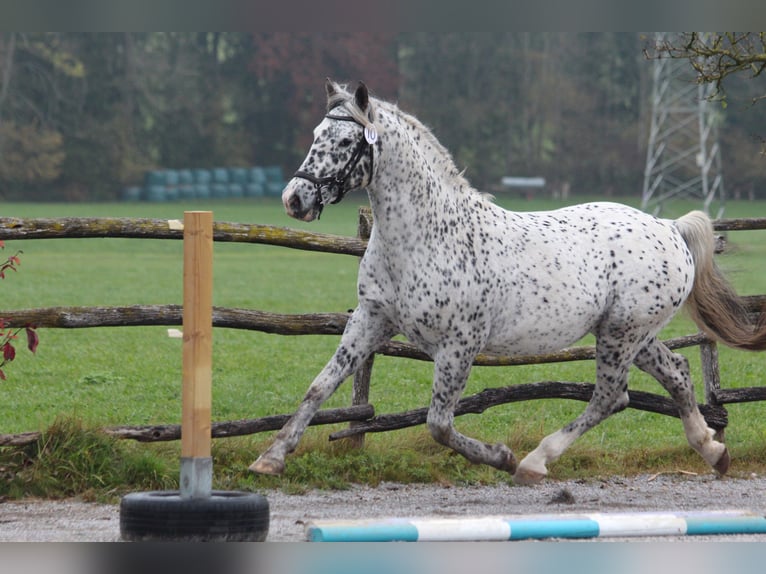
{"left": 282, "top": 79, "right": 378, "bottom": 221}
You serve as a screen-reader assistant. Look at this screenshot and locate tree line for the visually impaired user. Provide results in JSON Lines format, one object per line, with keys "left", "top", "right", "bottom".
{"left": 0, "top": 32, "right": 764, "bottom": 202}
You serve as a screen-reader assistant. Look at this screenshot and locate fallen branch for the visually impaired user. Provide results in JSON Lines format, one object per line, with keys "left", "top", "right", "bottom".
{"left": 0, "top": 404, "right": 374, "bottom": 447}
{"left": 328, "top": 381, "right": 728, "bottom": 441}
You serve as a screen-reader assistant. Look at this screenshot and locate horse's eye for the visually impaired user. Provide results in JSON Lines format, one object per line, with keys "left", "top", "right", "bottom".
{"left": 339, "top": 138, "right": 353, "bottom": 147}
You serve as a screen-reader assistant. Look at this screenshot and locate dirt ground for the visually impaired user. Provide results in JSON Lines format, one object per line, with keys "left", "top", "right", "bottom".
{"left": 2, "top": 472, "right": 766, "bottom": 542}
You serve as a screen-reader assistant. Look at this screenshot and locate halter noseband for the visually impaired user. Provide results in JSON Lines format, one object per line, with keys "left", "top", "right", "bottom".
{"left": 293, "top": 113, "right": 375, "bottom": 218}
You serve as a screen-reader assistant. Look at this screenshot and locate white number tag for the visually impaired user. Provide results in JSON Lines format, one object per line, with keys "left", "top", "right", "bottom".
{"left": 364, "top": 125, "right": 378, "bottom": 145}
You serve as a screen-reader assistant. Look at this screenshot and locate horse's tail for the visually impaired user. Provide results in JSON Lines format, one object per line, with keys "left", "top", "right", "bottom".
{"left": 676, "top": 210, "right": 766, "bottom": 351}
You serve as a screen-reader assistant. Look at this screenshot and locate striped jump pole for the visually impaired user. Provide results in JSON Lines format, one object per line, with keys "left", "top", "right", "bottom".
{"left": 306, "top": 510, "right": 766, "bottom": 542}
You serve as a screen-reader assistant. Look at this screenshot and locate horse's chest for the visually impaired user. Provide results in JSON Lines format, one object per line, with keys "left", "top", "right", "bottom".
{"left": 395, "top": 295, "right": 490, "bottom": 357}
{"left": 360, "top": 246, "right": 490, "bottom": 345}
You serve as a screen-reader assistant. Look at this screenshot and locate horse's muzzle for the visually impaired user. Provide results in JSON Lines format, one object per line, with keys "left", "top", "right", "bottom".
{"left": 282, "top": 180, "right": 320, "bottom": 222}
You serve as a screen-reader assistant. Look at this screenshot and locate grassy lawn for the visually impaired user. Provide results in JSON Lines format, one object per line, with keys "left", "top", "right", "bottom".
{"left": 1, "top": 194, "right": 766, "bottom": 499}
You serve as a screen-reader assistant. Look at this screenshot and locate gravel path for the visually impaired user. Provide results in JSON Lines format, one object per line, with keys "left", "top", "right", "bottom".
{"left": 2, "top": 472, "right": 766, "bottom": 542}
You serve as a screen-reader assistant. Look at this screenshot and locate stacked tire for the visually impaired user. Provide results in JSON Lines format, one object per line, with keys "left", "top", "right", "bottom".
{"left": 120, "top": 490, "right": 270, "bottom": 542}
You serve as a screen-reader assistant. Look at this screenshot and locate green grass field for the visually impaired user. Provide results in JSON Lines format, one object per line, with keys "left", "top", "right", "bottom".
{"left": 1, "top": 194, "right": 766, "bottom": 499}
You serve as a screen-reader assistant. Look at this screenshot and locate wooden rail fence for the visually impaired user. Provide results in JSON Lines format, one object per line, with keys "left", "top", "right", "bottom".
{"left": 0, "top": 210, "right": 764, "bottom": 448}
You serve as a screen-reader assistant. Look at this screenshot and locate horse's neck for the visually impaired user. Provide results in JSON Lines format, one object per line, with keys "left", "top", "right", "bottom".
{"left": 367, "top": 111, "right": 474, "bottom": 246}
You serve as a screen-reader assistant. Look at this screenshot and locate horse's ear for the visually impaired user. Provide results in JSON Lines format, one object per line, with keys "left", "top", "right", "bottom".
{"left": 325, "top": 78, "right": 337, "bottom": 98}
{"left": 354, "top": 81, "right": 369, "bottom": 112}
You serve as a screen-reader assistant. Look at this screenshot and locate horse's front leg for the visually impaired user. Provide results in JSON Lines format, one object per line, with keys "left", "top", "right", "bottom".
{"left": 427, "top": 349, "right": 517, "bottom": 473}
{"left": 249, "top": 305, "right": 395, "bottom": 475}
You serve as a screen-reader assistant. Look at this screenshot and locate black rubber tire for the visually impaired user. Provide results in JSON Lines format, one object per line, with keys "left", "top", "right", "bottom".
{"left": 120, "top": 490, "right": 270, "bottom": 542}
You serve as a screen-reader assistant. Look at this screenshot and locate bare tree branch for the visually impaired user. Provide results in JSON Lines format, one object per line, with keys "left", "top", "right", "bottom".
{"left": 646, "top": 32, "right": 766, "bottom": 103}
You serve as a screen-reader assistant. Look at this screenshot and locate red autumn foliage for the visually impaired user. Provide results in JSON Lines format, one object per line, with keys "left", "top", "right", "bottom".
{"left": 3, "top": 340, "right": 15, "bottom": 361}
{"left": 0, "top": 243, "right": 38, "bottom": 380}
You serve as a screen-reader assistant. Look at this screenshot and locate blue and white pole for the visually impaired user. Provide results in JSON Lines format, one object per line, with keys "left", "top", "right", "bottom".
{"left": 307, "top": 510, "right": 766, "bottom": 542}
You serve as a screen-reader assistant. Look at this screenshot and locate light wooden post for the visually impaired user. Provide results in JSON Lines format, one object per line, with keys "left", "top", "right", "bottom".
{"left": 348, "top": 207, "right": 375, "bottom": 449}
{"left": 700, "top": 340, "right": 726, "bottom": 442}
{"left": 180, "top": 211, "right": 214, "bottom": 499}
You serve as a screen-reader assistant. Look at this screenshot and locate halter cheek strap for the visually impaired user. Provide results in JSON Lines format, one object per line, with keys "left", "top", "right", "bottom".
{"left": 293, "top": 114, "right": 375, "bottom": 218}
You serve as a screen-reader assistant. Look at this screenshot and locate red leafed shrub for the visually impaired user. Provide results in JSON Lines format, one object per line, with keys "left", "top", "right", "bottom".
{"left": 0, "top": 240, "right": 39, "bottom": 380}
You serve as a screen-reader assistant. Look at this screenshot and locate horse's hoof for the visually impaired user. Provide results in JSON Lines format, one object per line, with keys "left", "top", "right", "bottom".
{"left": 501, "top": 449, "right": 518, "bottom": 474}
{"left": 505, "top": 453, "right": 519, "bottom": 475}
{"left": 249, "top": 455, "right": 285, "bottom": 476}
{"left": 713, "top": 447, "right": 731, "bottom": 476}
{"left": 489, "top": 443, "right": 518, "bottom": 474}
{"left": 513, "top": 466, "right": 547, "bottom": 486}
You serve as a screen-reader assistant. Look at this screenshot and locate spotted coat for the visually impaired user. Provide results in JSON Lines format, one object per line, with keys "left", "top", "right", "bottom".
{"left": 250, "top": 81, "right": 734, "bottom": 483}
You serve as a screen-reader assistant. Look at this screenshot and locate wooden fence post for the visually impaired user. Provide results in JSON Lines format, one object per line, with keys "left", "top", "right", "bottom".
{"left": 700, "top": 339, "right": 726, "bottom": 441}
{"left": 347, "top": 207, "right": 375, "bottom": 449}
{"left": 180, "top": 211, "right": 214, "bottom": 499}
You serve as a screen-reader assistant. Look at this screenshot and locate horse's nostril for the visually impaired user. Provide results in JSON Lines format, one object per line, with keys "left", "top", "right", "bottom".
{"left": 288, "top": 194, "right": 302, "bottom": 213}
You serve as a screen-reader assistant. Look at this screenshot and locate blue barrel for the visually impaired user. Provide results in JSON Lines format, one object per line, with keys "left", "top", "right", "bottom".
{"left": 228, "top": 183, "right": 244, "bottom": 198}
{"left": 176, "top": 168, "right": 192, "bottom": 198}
{"left": 178, "top": 185, "right": 196, "bottom": 200}
{"left": 178, "top": 170, "right": 194, "bottom": 185}
{"left": 229, "top": 168, "right": 248, "bottom": 184}
{"left": 211, "top": 183, "right": 229, "bottom": 198}
{"left": 165, "top": 187, "right": 179, "bottom": 201}
{"left": 212, "top": 168, "right": 229, "bottom": 184}
{"left": 267, "top": 183, "right": 284, "bottom": 196}
{"left": 145, "top": 170, "right": 166, "bottom": 186}
{"left": 264, "top": 166, "right": 285, "bottom": 196}
{"left": 194, "top": 169, "right": 212, "bottom": 184}
{"left": 194, "top": 184, "right": 211, "bottom": 199}
{"left": 245, "top": 182, "right": 265, "bottom": 197}
{"left": 164, "top": 169, "right": 180, "bottom": 187}
{"left": 249, "top": 167, "right": 266, "bottom": 184}
{"left": 263, "top": 166, "right": 284, "bottom": 184}
{"left": 144, "top": 185, "right": 167, "bottom": 202}
{"left": 121, "top": 186, "right": 142, "bottom": 201}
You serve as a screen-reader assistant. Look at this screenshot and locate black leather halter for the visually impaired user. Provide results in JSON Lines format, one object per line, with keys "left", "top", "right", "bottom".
{"left": 293, "top": 113, "right": 375, "bottom": 219}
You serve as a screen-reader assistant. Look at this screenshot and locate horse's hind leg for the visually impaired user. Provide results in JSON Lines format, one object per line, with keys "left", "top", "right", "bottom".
{"left": 249, "top": 306, "right": 395, "bottom": 475}
{"left": 514, "top": 334, "right": 637, "bottom": 485}
{"left": 427, "top": 351, "right": 517, "bottom": 473}
{"left": 633, "top": 338, "right": 729, "bottom": 475}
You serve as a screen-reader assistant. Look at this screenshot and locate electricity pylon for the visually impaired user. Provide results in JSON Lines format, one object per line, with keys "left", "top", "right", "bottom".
{"left": 642, "top": 32, "right": 725, "bottom": 218}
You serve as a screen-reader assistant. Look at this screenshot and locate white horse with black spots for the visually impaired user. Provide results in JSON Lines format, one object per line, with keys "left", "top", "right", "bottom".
{"left": 251, "top": 80, "right": 766, "bottom": 484}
